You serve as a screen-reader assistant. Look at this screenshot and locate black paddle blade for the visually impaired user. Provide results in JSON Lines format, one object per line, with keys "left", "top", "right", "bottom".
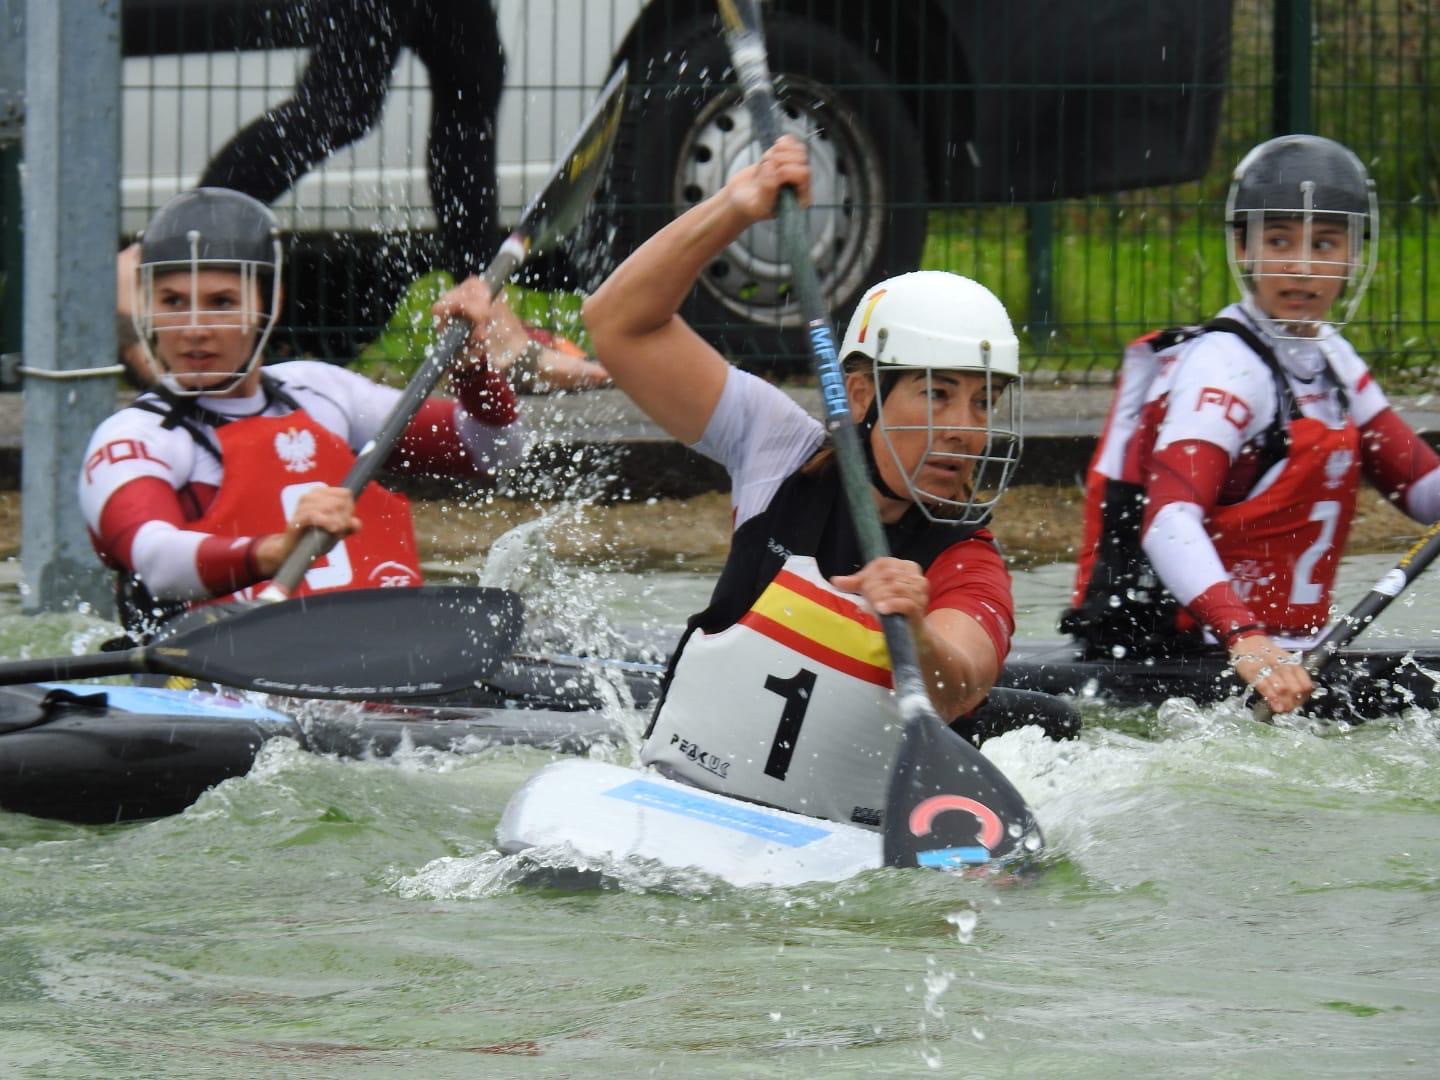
{"left": 148, "top": 587, "right": 524, "bottom": 700}
{"left": 518, "top": 63, "right": 628, "bottom": 254}
{"left": 882, "top": 715, "right": 1042, "bottom": 870}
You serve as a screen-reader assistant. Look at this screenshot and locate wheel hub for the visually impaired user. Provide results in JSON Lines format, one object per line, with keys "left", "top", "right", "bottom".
{"left": 674, "top": 76, "right": 881, "bottom": 330}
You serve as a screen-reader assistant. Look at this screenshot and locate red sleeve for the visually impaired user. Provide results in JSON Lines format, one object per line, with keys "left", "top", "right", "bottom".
{"left": 91, "top": 476, "right": 186, "bottom": 570}
{"left": 1141, "top": 438, "right": 1228, "bottom": 532}
{"left": 454, "top": 365, "right": 519, "bottom": 427}
{"left": 195, "top": 535, "right": 266, "bottom": 594}
{"left": 1360, "top": 407, "right": 1440, "bottom": 505}
{"left": 924, "top": 532, "right": 1015, "bottom": 664}
{"left": 1185, "top": 581, "right": 1264, "bottom": 646}
{"left": 1142, "top": 438, "right": 1260, "bottom": 643}
{"left": 93, "top": 476, "right": 260, "bottom": 593}
{"left": 393, "top": 367, "right": 519, "bottom": 476}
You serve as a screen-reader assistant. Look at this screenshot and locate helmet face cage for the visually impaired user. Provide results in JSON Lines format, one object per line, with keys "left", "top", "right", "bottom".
{"left": 134, "top": 230, "right": 283, "bottom": 397}
{"left": 871, "top": 353, "right": 1024, "bottom": 525}
{"left": 1224, "top": 140, "right": 1380, "bottom": 339}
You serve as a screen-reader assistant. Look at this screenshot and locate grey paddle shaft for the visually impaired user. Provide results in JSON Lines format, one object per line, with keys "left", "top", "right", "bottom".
{"left": 719, "top": 0, "right": 1039, "bottom": 866}
{"left": 1254, "top": 517, "right": 1440, "bottom": 722}
{"left": 0, "top": 647, "right": 150, "bottom": 684}
{"left": 260, "top": 63, "right": 629, "bottom": 600}
{"left": 265, "top": 244, "right": 523, "bottom": 597}
{"left": 721, "top": 6, "right": 935, "bottom": 721}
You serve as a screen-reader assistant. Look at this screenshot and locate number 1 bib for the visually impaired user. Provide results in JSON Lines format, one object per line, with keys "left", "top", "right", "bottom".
{"left": 641, "top": 556, "right": 902, "bottom": 830}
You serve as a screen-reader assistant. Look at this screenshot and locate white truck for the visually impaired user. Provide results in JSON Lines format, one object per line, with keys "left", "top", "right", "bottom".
{"left": 120, "top": 0, "right": 1233, "bottom": 360}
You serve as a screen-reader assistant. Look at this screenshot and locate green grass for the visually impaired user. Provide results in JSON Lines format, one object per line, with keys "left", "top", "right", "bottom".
{"left": 351, "top": 271, "right": 589, "bottom": 387}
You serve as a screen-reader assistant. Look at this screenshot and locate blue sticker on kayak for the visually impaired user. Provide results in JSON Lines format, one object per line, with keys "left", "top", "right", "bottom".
{"left": 39, "top": 683, "right": 292, "bottom": 723}
{"left": 603, "top": 780, "right": 831, "bottom": 847}
{"left": 915, "top": 847, "right": 991, "bottom": 869}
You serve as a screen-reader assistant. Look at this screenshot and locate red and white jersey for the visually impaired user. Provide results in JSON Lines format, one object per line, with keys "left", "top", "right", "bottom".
{"left": 80, "top": 360, "right": 524, "bottom": 600}
{"left": 1073, "top": 300, "right": 1440, "bottom": 641}
{"left": 186, "top": 410, "right": 423, "bottom": 602}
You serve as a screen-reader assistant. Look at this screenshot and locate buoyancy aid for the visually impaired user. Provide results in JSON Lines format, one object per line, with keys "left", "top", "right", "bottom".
{"left": 641, "top": 458, "right": 989, "bottom": 828}
{"left": 1208, "top": 414, "right": 1361, "bottom": 637}
{"left": 1062, "top": 319, "right": 1355, "bottom": 656}
{"left": 115, "top": 377, "right": 421, "bottom": 638}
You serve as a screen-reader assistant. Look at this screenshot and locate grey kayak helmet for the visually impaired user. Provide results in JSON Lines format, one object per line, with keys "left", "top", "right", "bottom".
{"left": 1225, "top": 134, "right": 1378, "bottom": 336}
{"left": 133, "top": 188, "right": 283, "bottom": 395}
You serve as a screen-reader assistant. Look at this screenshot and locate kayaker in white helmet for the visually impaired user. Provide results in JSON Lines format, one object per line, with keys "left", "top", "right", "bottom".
{"left": 583, "top": 135, "right": 1023, "bottom": 828}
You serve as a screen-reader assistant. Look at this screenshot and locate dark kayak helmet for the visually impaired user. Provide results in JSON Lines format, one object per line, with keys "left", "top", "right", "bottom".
{"left": 132, "top": 188, "right": 283, "bottom": 395}
{"left": 1224, "top": 134, "right": 1378, "bottom": 336}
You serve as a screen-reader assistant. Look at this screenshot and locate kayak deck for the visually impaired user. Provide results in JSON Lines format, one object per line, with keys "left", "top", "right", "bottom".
{"left": 999, "top": 638, "right": 1440, "bottom": 716}
{"left": 497, "top": 759, "right": 882, "bottom": 888}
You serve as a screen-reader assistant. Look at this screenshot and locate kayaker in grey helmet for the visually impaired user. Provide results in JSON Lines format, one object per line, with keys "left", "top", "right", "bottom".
{"left": 82, "top": 187, "right": 528, "bottom": 643}
{"left": 583, "top": 135, "right": 1023, "bottom": 828}
{"left": 1064, "top": 134, "right": 1440, "bottom": 715}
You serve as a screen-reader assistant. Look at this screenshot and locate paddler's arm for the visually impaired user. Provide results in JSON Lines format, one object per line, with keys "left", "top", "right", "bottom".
{"left": 87, "top": 479, "right": 359, "bottom": 599}
{"left": 583, "top": 136, "right": 812, "bottom": 444}
{"left": 1142, "top": 437, "right": 1313, "bottom": 715}
{"left": 248, "top": 486, "right": 361, "bottom": 579}
{"left": 831, "top": 558, "right": 999, "bottom": 719}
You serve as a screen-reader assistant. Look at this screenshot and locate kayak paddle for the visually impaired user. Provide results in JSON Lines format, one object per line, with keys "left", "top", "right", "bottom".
{"left": 260, "top": 63, "right": 629, "bottom": 600}
{"left": 0, "top": 587, "right": 522, "bottom": 700}
{"left": 717, "top": 0, "right": 1041, "bottom": 868}
{"left": 1254, "top": 517, "right": 1440, "bottom": 723}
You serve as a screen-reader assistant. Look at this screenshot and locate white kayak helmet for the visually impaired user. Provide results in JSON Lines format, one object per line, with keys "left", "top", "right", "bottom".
{"left": 133, "top": 188, "right": 283, "bottom": 396}
{"left": 1225, "top": 134, "right": 1378, "bottom": 338}
{"left": 839, "top": 270, "right": 1023, "bottom": 524}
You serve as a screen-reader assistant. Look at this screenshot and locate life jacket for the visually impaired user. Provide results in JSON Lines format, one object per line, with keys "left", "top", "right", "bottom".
{"left": 641, "top": 458, "right": 990, "bottom": 827}
{"left": 1061, "top": 319, "right": 1354, "bottom": 656}
{"left": 115, "top": 377, "right": 421, "bottom": 639}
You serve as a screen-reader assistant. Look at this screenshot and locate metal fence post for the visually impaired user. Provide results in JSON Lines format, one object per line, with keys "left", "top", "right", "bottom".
{"left": 1026, "top": 203, "right": 1055, "bottom": 353}
{"left": 20, "top": 0, "right": 119, "bottom": 614}
{"left": 1, "top": 1, "right": 22, "bottom": 381}
{"left": 1273, "top": 0, "right": 1314, "bottom": 133}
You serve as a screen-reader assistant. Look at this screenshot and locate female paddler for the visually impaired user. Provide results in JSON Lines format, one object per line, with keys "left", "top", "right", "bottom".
{"left": 584, "top": 136, "right": 1023, "bottom": 829}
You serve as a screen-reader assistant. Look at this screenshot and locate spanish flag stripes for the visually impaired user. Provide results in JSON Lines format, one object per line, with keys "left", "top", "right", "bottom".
{"left": 738, "top": 568, "right": 893, "bottom": 687}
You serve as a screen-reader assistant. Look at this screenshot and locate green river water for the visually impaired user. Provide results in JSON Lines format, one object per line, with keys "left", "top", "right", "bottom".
{"left": 0, "top": 547, "right": 1436, "bottom": 1078}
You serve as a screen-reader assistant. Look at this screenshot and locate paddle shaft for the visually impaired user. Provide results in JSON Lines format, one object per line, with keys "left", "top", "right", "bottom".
{"left": 261, "top": 63, "right": 629, "bottom": 600}
{"left": 1254, "top": 518, "right": 1440, "bottom": 722}
{"left": 1308, "top": 519, "right": 1440, "bottom": 669}
{"left": 263, "top": 239, "right": 526, "bottom": 597}
{"left": 720, "top": 5, "right": 938, "bottom": 724}
{"left": 0, "top": 648, "right": 150, "bottom": 685}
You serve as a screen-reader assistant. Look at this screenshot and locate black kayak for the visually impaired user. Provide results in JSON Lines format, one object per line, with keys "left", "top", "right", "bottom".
{"left": 998, "top": 638, "right": 1440, "bottom": 717}
{"left": 0, "top": 677, "right": 639, "bottom": 825}
{"left": 16, "top": 628, "right": 1427, "bottom": 826}
{"left": 0, "top": 645, "right": 1078, "bottom": 825}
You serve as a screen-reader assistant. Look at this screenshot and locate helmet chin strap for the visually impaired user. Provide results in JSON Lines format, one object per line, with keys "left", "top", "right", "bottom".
{"left": 859, "top": 372, "right": 909, "bottom": 504}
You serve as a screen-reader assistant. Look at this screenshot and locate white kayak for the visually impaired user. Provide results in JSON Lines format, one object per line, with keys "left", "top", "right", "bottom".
{"left": 497, "top": 759, "right": 885, "bottom": 888}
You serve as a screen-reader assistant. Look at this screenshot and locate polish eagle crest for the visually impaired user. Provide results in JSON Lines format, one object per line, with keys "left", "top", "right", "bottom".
{"left": 274, "top": 427, "right": 318, "bottom": 473}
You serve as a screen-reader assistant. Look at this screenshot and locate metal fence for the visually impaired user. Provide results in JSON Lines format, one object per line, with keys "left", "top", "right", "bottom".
{"left": 988, "top": 0, "right": 1439, "bottom": 382}
{"left": 9, "top": 0, "right": 1440, "bottom": 383}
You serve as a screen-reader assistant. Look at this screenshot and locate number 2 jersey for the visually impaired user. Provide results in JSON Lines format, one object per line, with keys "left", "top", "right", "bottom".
{"left": 79, "top": 359, "right": 524, "bottom": 608}
{"left": 1073, "top": 299, "right": 1440, "bottom": 642}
